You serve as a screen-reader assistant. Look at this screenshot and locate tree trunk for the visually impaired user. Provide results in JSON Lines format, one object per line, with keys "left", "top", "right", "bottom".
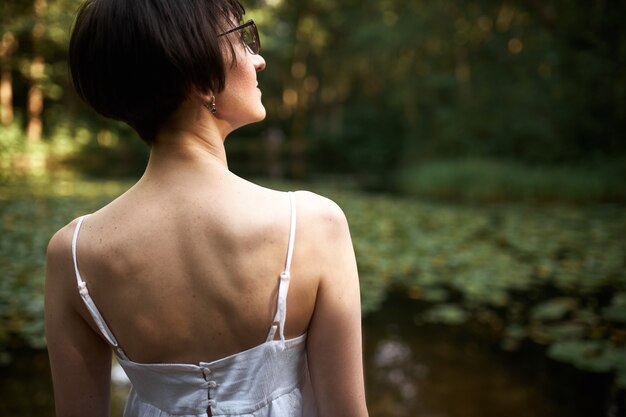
{"left": 0, "top": 32, "right": 15, "bottom": 125}
{"left": 26, "top": 0, "right": 47, "bottom": 143}
{"left": 26, "top": 56, "right": 44, "bottom": 143}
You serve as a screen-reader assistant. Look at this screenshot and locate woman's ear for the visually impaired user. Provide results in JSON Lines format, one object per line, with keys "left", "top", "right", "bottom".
{"left": 202, "top": 95, "right": 217, "bottom": 114}
{"left": 192, "top": 86, "right": 212, "bottom": 103}
{"left": 191, "top": 87, "right": 217, "bottom": 114}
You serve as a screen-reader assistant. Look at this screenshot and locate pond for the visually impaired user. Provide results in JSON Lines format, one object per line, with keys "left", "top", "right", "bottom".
{"left": 362, "top": 292, "right": 616, "bottom": 417}
{"left": 0, "top": 174, "right": 624, "bottom": 415}
{"left": 0, "top": 292, "right": 615, "bottom": 416}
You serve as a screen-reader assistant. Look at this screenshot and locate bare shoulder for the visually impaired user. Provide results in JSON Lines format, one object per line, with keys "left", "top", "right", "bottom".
{"left": 47, "top": 220, "right": 75, "bottom": 265}
{"left": 45, "top": 218, "right": 81, "bottom": 294}
{"left": 47, "top": 219, "right": 76, "bottom": 257}
{"left": 292, "top": 191, "right": 355, "bottom": 282}
{"left": 293, "top": 190, "right": 350, "bottom": 239}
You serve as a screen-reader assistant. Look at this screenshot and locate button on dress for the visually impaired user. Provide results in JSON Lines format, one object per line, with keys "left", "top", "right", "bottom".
{"left": 71, "top": 192, "right": 318, "bottom": 416}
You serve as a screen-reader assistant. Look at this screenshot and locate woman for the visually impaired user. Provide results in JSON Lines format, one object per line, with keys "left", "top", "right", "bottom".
{"left": 44, "top": 0, "right": 368, "bottom": 416}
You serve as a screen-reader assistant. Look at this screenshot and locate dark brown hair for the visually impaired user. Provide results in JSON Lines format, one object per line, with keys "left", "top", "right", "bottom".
{"left": 69, "top": 0, "right": 245, "bottom": 143}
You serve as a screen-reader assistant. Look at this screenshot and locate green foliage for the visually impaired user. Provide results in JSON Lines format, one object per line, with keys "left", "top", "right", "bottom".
{"left": 603, "top": 293, "right": 626, "bottom": 324}
{"left": 530, "top": 297, "right": 578, "bottom": 321}
{"left": 322, "top": 183, "right": 626, "bottom": 388}
{"left": 65, "top": 123, "right": 148, "bottom": 178}
{"left": 395, "top": 158, "right": 626, "bottom": 203}
{"left": 0, "top": 121, "right": 27, "bottom": 173}
{"left": 2, "top": 120, "right": 76, "bottom": 175}
{"left": 0, "top": 175, "right": 131, "bottom": 361}
{"left": 1, "top": 176, "right": 625, "bottom": 387}
{"left": 423, "top": 304, "right": 468, "bottom": 325}
{"left": 249, "top": 0, "right": 626, "bottom": 181}
{"left": 548, "top": 341, "right": 626, "bottom": 388}
{"left": 3, "top": 0, "right": 626, "bottom": 183}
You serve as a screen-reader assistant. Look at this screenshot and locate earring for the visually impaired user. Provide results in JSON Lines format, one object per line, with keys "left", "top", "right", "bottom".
{"left": 203, "top": 95, "right": 217, "bottom": 114}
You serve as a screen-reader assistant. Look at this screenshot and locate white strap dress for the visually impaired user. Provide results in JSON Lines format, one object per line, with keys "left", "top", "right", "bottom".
{"left": 71, "top": 192, "right": 318, "bottom": 416}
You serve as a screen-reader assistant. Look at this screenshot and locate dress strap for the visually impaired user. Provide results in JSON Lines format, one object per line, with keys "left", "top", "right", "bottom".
{"left": 266, "top": 192, "right": 296, "bottom": 348}
{"left": 71, "top": 216, "right": 128, "bottom": 359}
{"left": 284, "top": 191, "right": 297, "bottom": 275}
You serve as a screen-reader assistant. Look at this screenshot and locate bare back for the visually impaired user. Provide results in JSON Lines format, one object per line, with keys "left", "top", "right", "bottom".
{"left": 47, "top": 158, "right": 368, "bottom": 416}
{"left": 71, "top": 171, "right": 320, "bottom": 364}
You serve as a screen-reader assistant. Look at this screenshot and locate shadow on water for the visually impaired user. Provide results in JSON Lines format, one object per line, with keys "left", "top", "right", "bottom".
{"left": 0, "top": 292, "right": 620, "bottom": 416}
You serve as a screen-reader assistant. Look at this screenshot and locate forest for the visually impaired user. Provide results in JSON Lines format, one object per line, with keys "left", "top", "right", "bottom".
{"left": 1, "top": 0, "right": 625, "bottom": 190}
{"left": 1, "top": 0, "right": 625, "bottom": 416}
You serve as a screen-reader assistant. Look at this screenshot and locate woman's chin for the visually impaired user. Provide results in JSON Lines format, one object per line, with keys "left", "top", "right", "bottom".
{"left": 252, "top": 106, "right": 267, "bottom": 122}
{"left": 232, "top": 108, "right": 266, "bottom": 130}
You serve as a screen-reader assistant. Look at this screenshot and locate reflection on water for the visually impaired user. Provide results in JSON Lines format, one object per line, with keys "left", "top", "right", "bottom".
{"left": 371, "top": 339, "right": 421, "bottom": 413}
{"left": 0, "top": 292, "right": 618, "bottom": 416}
{"left": 374, "top": 339, "right": 421, "bottom": 402}
{"left": 364, "top": 292, "right": 617, "bottom": 417}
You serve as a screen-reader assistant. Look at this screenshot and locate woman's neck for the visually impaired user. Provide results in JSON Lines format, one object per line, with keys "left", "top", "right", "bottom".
{"left": 151, "top": 129, "right": 228, "bottom": 168}
{"left": 143, "top": 98, "right": 234, "bottom": 179}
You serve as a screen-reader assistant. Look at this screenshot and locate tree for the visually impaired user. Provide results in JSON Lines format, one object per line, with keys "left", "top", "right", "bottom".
{"left": 25, "top": 0, "right": 47, "bottom": 143}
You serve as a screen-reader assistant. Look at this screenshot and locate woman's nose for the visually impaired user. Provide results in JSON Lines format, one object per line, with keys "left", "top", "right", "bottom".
{"left": 254, "top": 54, "right": 266, "bottom": 72}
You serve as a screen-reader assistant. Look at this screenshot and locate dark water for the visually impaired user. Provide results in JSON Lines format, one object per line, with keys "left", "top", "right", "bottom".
{"left": 363, "top": 292, "right": 619, "bottom": 417}
{"left": 0, "top": 293, "right": 619, "bottom": 416}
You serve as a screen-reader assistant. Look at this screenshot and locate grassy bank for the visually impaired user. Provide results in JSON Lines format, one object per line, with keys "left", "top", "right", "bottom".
{"left": 395, "top": 159, "right": 626, "bottom": 203}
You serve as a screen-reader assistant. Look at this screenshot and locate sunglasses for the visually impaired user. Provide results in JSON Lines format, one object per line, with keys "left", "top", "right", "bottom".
{"left": 218, "top": 20, "right": 261, "bottom": 55}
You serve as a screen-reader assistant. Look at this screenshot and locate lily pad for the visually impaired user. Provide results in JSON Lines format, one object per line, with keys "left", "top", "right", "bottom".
{"left": 531, "top": 297, "right": 578, "bottom": 321}
{"left": 423, "top": 304, "right": 468, "bottom": 325}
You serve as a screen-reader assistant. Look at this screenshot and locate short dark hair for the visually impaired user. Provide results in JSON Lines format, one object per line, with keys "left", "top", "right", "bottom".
{"left": 69, "top": 0, "right": 246, "bottom": 144}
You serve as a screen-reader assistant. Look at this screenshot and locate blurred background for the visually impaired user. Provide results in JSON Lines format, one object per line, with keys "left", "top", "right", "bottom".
{"left": 1, "top": 0, "right": 625, "bottom": 416}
